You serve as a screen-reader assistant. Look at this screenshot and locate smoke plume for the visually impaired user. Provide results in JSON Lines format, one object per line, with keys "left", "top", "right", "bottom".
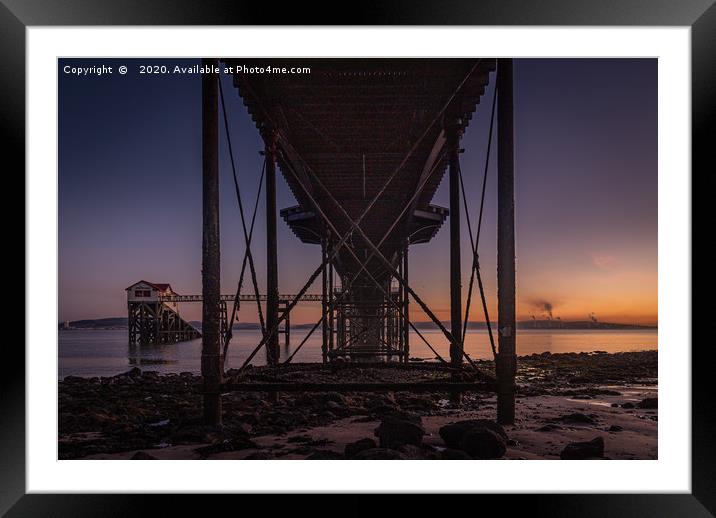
{"left": 530, "top": 298, "right": 555, "bottom": 319}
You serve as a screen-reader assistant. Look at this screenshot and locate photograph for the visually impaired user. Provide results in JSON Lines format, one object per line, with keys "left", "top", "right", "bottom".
{"left": 57, "top": 57, "right": 659, "bottom": 461}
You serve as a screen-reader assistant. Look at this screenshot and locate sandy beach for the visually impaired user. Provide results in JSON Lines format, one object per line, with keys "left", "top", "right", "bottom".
{"left": 59, "top": 350, "right": 657, "bottom": 460}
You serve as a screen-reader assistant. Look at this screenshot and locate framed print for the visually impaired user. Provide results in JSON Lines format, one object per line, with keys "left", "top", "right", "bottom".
{"left": 4, "top": 0, "right": 713, "bottom": 514}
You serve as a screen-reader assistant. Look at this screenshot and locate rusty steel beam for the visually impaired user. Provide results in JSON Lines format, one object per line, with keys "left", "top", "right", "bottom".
{"left": 220, "top": 382, "right": 493, "bottom": 393}
{"left": 496, "top": 59, "right": 517, "bottom": 425}
{"left": 447, "top": 118, "right": 463, "bottom": 368}
{"left": 201, "top": 58, "right": 222, "bottom": 426}
{"left": 321, "top": 238, "right": 328, "bottom": 363}
{"left": 403, "top": 239, "right": 410, "bottom": 363}
{"left": 265, "top": 131, "right": 280, "bottom": 367}
{"left": 328, "top": 239, "right": 335, "bottom": 352}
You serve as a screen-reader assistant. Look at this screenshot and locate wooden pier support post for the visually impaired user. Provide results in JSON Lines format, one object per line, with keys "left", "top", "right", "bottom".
{"left": 265, "top": 130, "right": 280, "bottom": 366}
{"left": 447, "top": 117, "right": 463, "bottom": 369}
{"left": 496, "top": 58, "right": 517, "bottom": 425}
{"left": 201, "top": 57, "right": 222, "bottom": 426}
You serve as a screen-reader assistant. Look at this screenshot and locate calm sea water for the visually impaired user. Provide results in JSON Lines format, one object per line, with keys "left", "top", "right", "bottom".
{"left": 58, "top": 328, "right": 658, "bottom": 379}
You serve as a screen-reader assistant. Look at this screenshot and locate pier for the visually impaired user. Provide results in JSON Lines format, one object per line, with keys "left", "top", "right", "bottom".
{"left": 197, "top": 58, "right": 514, "bottom": 425}
{"left": 127, "top": 280, "right": 319, "bottom": 347}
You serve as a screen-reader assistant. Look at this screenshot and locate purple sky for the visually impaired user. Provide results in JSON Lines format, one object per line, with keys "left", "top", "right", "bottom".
{"left": 59, "top": 58, "right": 657, "bottom": 325}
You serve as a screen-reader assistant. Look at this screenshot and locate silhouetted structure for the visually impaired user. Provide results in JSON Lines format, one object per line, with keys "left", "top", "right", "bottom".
{"left": 199, "top": 58, "right": 516, "bottom": 426}
{"left": 126, "top": 281, "right": 200, "bottom": 345}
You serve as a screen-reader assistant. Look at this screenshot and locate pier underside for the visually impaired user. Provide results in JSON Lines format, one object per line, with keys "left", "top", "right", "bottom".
{"left": 226, "top": 58, "right": 496, "bottom": 362}
{"left": 199, "top": 57, "right": 516, "bottom": 426}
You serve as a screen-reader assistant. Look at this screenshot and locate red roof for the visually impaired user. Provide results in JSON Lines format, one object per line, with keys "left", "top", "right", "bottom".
{"left": 125, "top": 280, "right": 174, "bottom": 293}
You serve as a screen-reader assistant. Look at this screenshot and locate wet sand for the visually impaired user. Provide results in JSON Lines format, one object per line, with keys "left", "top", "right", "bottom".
{"left": 59, "top": 350, "right": 657, "bottom": 460}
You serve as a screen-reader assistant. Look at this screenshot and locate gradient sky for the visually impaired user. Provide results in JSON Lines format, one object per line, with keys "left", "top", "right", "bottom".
{"left": 58, "top": 58, "right": 657, "bottom": 325}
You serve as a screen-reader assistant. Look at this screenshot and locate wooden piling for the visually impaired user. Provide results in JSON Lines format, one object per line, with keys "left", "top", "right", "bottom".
{"left": 201, "top": 57, "right": 222, "bottom": 426}
{"left": 496, "top": 58, "right": 517, "bottom": 425}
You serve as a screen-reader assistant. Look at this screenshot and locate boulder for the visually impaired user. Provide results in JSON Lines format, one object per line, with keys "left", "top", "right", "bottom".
{"left": 537, "top": 423, "right": 563, "bottom": 432}
{"left": 621, "top": 402, "right": 635, "bottom": 409}
{"left": 441, "top": 448, "right": 472, "bottom": 460}
{"left": 608, "top": 425, "right": 623, "bottom": 432}
{"left": 439, "top": 419, "right": 508, "bottom": 449}
{"left": 345, "top": 438, "right": 377, "bottom": 459}
{"left": 560, "top": 437, "right": 605, "bottom": 459}
{"left": 396, "top": 444, "right": 425, "bottom": 459}
{"left": 374, "top": 416, "right": 425, "bottom": 448}
{"left": 352, "top": 448, "right": 407, "bottom": 460}
{"left": 637, "top": 397, "right": 658, "bottom": 409}
{"left": 459, "top": 428, "right": 506, "bottom": 459}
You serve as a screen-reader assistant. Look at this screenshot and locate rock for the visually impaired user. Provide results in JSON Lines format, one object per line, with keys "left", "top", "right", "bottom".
{"left": 621, "top": 402, "right": 635, "bottom": 409}
{"left": 365, "top": 394, "right": 397, "bottom": 410}
{"left": 560, "top": 437, "right": 605, "bottom": 459}
{"left": 170, "top": 424, "right": 210, "bottom": 443}
{"left": 554, "top": 413, "right": 597, "bottom": 425}
{"left": 637, "top": 397, "right": 658, "bottom": 409}
{"left": 396, "top": 444, "right": 425, "bottom": 459}
{"left": 537, "top": 423, "right": 563, "bottom": 432}
{"left": 306, "top": 450, "right": 344, "bottom": 460}
{"left": 118, "top": 367, "right": 142, "bottom": 378}
{"left": 611, "top": 403, "right": 620, "bottom": 408}
{"left": 352, "top": 448, "right": 407, "bottom": 460}
{"left": 441, "top": 448, "right": 472, "bottom": 460}
{"left": 608, "top": 425, "right": 623, "bottom": 432}
{"left": 130, "top": 451, "right": 156, "bottom": 459}
{"left": 374, "top": 417, "right": 425, "bottom": 448}
{"left": 344, "top": 438, "right": 377, "bottom": 459}
{"left": 321, "top": 392, "right": 348, "bottom": 405}
{"left": 459, "top": 428, "right": 506, "bottom": 459}
{"left": 439, "top": 419, "right": 508, "bottom": 449}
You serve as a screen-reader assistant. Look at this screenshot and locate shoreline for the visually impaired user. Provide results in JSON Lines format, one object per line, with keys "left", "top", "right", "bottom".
{"left": 59, "top": 350, "right": 657, "bottom": 460}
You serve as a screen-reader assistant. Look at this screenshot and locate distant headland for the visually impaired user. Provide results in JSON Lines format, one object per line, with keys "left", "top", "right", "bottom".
{"left": 59, "top": 317, "right": 656, "bottom": 331}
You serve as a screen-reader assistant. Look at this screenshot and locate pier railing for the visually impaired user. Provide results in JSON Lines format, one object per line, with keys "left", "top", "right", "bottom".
{"left": 160, "top": 293, "right": 323, "bottom": 303}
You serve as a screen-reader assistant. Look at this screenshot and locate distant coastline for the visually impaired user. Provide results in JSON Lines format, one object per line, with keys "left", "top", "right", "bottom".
{"left": 59, "top": 317, "right": 657, "bottom": 331}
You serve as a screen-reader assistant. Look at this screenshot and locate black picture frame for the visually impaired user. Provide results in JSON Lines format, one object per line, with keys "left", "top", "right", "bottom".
{"left": 3, "top": 0, "right": 711, "bottom": 514}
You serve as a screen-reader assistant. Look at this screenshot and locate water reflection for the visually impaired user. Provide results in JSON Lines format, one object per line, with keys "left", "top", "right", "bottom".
{"left": 59, "top": 328, "right": 658, "bottom": 379}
